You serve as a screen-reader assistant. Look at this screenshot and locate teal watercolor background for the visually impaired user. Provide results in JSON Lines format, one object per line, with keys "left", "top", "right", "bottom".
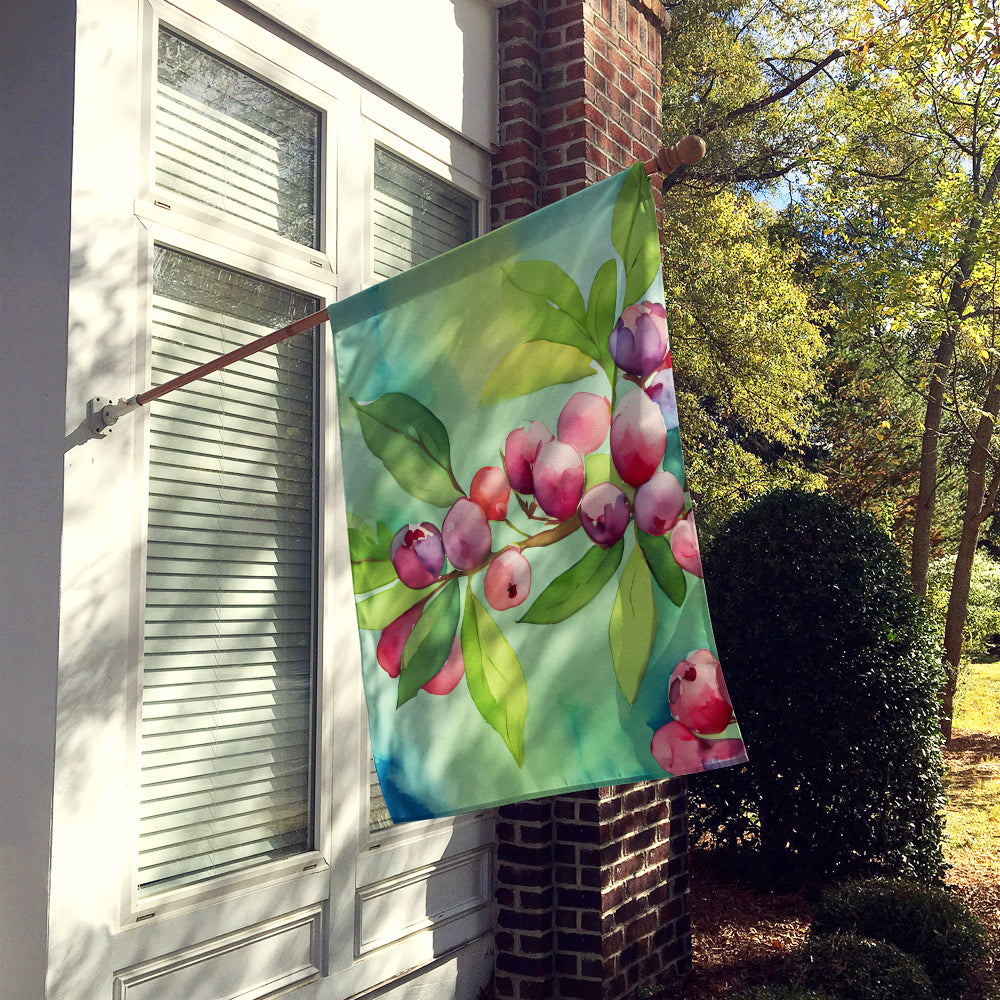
{"left": 331, "top": 168, "right": 744, "bottom": 821}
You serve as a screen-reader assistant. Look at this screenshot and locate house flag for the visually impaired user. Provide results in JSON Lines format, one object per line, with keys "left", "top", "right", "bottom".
{"left": 330, "top": 165, "right": 747, "bottom": 822}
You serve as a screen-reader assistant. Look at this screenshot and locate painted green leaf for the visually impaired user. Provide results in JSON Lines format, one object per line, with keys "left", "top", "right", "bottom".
{"left": 587, "top": 257, "right": 619, "bottom": 346}
{"left": 609, "top": 543, "right": 658, "bottom": 704}
{"left": 398, "top": 579, "right": 460, "bottom": 707}
{"left": 584, "top": 452, "right": 613, "bottom": 491}
{"left": 636, "top": 529, "right": 687, "bottom": 606}
{"left": 519, "top": 537, "right": 624, "bottom": 624}
{"left": 350, "top": 393, "right": 461, "bottom": 507}
{"left": 462, "top": 586, "right": 527, "bottom": 767}
{"left": 481, "top": 340, "right": 596, "bottom": 407}
{"left": 347, "top": 518, "right": 398, "bottom": 593}
{"left": 502, "top": 260, "right": 594, "bottom": 354}
{"left": 611, "top": 163, "right": 661, "bottom": 307}
{"left": 355, "top": 578, "right": 436, "bottom": 631}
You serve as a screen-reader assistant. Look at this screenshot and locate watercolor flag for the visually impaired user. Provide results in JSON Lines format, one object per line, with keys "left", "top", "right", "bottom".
{"left": 330, "top": 165, "right": 747, "bottom": 822}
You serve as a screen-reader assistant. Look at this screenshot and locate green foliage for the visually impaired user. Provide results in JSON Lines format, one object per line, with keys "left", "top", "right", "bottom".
{"left": 790, "top": 933, "right": 934, "bottom": 1000}
{"left": 926, "top": 550, "right": 1000, "bottom": 658}
{"left": 811, "top": 878, "right": 988, "bottom": 1000}
{"left": 662, "top": 189, "right": 826, "bottom": 536}
{"left": 692, "top": 488, "right": 947, "bottom": 882}
{"left": 731, "top": 987, "right": 837, "bottom": 1000}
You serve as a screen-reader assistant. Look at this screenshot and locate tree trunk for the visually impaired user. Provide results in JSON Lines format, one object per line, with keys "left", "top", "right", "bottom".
{"left": 941, "top": 377, "right": 1000, "bottom": 741}
{"left": 910, "top": 330, "right": 955, "bottom": 598}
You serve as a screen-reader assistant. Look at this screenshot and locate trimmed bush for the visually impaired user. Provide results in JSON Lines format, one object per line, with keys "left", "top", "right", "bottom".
{"left": 811, "top": 878, "right": 988, "bottom": 999}
{"left": 692, "top": 488, "right": 946, "bottom": 882}
{"left": 732, "top": 987, "right": 837, "bottom": 1000}
{"left": 791, "top": 933, "right": 934, "bottom": 1000}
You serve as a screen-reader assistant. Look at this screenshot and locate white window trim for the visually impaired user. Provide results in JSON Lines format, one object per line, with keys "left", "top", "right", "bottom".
{"left": 110, "top": 0, "right": 497, "bottom": 989}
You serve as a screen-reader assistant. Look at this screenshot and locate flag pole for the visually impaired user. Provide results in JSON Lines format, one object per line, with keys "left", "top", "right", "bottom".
{"left": 87, "top": 306, "right": 330, "bottom": 437}
{"left": 88, "top": 137, "right": 705, "bottom": 438}
{"left": 642, "top": 134, "right": 706, "bottom": 176}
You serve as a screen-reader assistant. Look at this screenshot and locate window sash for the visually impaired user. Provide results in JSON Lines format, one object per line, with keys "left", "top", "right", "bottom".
{"left": 155, "top": 27, "right": 321, "bottom": 248}
{"left": 138, "top": 247, "right": 320, "bottom": 896}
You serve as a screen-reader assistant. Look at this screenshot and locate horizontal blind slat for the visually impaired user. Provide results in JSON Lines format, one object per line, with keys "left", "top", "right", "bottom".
{"left": 139, "top": 243, "right": 317, "bottom": 895}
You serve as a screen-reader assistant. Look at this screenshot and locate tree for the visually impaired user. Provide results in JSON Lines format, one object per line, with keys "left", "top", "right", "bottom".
{"left": 660, "top": 188, "right": 825, "bottom": 533}
{"left": 801, "top": 0, "right": 1000, "bottom": 736}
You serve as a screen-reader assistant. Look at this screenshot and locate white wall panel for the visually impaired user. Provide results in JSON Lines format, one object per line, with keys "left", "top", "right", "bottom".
{"left": 242, "top": 0, "right": 498, "bottom": 151}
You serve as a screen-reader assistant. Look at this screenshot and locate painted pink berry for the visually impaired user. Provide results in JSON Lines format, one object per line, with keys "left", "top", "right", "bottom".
{"left": 470, "top": 466, "right": 511, "bottom": 520}
{"left": 442, "top": 497, "right": 492, "bottom": 571}
{"left": 390, "top": 522, "right": 445, "bottom": 589}
{"left": 376, "top": 601, "right": 424, "bottom": 678}
{"left": 532, "top": 439, "right": 586, "bottom": 521}
{"left": 484, "top": 547, "right": 531, "bottom": 611}
{"left": 670, "top": 514, "right": 703, "bottom": 577}
{"left": 609, "top": 300, "right": 668, "bottom": 377}
{"left": 668, "top": 649, "right": 734, "bottom": 736}
{"left": 557, "top": 392, "right": 611, "bottom": 455}
{"left": 650, "top": 721, "right": 706, "bottom": 775}
{"left": 610, "top": 389, "right": 667, "bottom": 488}
{"left": 699, "top": 738, "right": 748, "bottom": 771}
{"left": 422, "top": 636, "right": 465, "bottom": 696}
{"left": 633, "top": 470, "right": 685, "bottom": 536}
{"left": 580, "top": 482, "right": 631, "bottom": 547}
{"left": 504, "top": 421, "right": 554, "bottom": 495}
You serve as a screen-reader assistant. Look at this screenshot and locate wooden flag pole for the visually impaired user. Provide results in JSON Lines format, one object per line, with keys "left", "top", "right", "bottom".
{"left": 88, "top": 139, "right": 704, "bottom": 437}
{"left": 87, "top": 306, "right": 330, "bottom": 437}
{"left": 642, "top": 134, "right": 706, "bottom": 176}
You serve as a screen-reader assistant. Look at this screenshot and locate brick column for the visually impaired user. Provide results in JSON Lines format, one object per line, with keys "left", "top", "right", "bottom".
{"left": 491, "top": 9, "right": 690, "bottom": 997}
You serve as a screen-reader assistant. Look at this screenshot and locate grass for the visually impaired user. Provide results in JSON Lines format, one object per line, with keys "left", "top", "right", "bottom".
{"left": 945, "top": 659, "right": 1000, "bottom": 869}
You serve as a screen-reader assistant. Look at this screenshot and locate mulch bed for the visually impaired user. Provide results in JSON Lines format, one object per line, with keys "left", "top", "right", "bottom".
{"left": 665, "top": 733, "right": 1000, "bottom": 1000}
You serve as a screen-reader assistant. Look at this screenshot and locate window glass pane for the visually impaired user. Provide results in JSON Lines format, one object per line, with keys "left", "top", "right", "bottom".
{"left": 139, "top": 247, "right": 318, "bottom": 895}
{"left": 156, "top": 28, "right": 320, "bottom": 248}
{"left": 368, "top": 150, "right": 478, "bottom": 832}
{"left": 372, "top": 146, "right": 477, "bottom": 279}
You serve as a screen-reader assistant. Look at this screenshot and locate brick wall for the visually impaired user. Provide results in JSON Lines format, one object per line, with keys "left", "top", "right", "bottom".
{"left": 490, "top": 10, "right": 689, "bottom": 996}
{"left": 492, "top": 0, "right": 668, "bottom": 227}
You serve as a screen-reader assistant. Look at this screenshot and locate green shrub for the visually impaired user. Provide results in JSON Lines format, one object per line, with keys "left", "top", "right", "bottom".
{"left": 811, "top": 878, "right": 988, "bottom": 999}
{"left": 731, "top": 987, "right": 838, "bottom": 1000}
{"left": 692, "top": 488, "right": 946, "bottom": 882}
{"left": 790, "top": 933, "right": 934, "bottom": 1000}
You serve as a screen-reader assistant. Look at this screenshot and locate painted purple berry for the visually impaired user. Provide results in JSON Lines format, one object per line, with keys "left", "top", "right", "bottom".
{"left": 532, "top": 439, "right": 586, "bottom": 521}
{"left": 580, "top": 482, "right": 631, "bottom": 547}
{"left": 504, "top": 420, "right": 554, "bottom": 495}
{"left": 633, "top": 470, "right": 685, "bottom": 536}
{"left": 644, "top": 364, "right": 679, "bottom": 430}
{"left": 390, "top": 523, "right": 445, "bottom": 589}
{"left": 484, "top": 547, "right": 531, "bottom": 611}
{"left": 557, "top": 392, "right": 611, "bottom": 455}
{"left": 470, "top": 466, "right": 511, "bottom": 520}
{"left": 609, "top": 301, "right": 668, "bottom": 377}
{"left": 610, "top": 389, "right": 666, "bottom": 488}
{"left": 442, "top": 497, "right": 492, "bottom": 571}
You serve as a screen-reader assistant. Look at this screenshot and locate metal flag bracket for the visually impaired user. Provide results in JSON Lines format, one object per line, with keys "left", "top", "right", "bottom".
{"left": 88, "top": 395, "right": 141, "bottom": 437}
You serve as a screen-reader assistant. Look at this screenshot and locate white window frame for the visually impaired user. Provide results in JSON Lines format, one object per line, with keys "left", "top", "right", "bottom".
{"left": 111, "top": 0, "right": 496, "bottom": 990}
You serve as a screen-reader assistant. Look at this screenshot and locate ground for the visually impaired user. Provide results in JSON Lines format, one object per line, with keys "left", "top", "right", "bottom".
{"left": 668, "top": 728, "right": 1000, "bottom": 1000}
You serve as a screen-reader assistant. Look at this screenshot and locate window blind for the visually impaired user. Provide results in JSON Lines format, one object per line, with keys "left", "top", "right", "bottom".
{"left": 138, "top": 248, "right": 319, "bottom": 895}
{"left": 372, "top": 146, "right": 477, "bottom": 280}
{"left": 368, "top": 149, "right": 478, "bottom": 832}
{"left": 156, "top": 28, "right": 320, "bottom": 248}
